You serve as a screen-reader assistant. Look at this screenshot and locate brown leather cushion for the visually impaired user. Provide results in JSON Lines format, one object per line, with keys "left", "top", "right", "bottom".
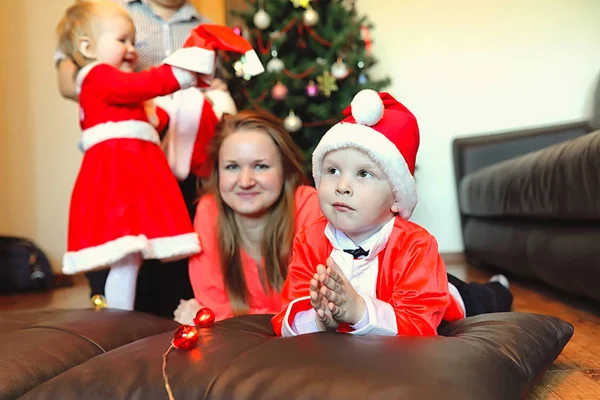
{"left": 0, "top": 309, "right": 178, "bottom": 399}
{"left": 459, "top": 130, "right": 600, "bottom": 221}
{"left": 18, "top": 312, "right": 573, "bottom": 400}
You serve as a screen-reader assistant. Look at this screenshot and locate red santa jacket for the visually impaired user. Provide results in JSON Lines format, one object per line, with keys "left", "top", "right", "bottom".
{"left": 272, "top": 216, "right": 464, "bottom": 337}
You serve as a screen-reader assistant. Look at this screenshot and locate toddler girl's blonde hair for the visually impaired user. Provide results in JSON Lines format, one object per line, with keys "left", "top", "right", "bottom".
{"left": 56, "top": 0, "right": 132, "bottom": 67}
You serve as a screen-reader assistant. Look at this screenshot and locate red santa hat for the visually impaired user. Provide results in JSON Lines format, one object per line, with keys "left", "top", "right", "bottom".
{"left": 163, "top": 24, "right": 264, "bottom": 84}
{"left": 312, "top": 89, "right": 420, "bottom": 219}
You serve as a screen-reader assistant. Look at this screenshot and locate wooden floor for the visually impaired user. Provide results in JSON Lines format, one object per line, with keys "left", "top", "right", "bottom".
{"left": 1, "top": 264, "right": 599, "bottom": 399}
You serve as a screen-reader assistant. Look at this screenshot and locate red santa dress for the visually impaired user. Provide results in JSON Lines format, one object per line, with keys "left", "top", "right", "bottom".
{"left": 272, "top": 216, "right": 465, "bottom": 337}
{"left": 62, "top": 62, "right": 201, "bottom": 275}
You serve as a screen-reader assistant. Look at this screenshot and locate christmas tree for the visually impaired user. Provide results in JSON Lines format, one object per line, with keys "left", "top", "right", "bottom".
{"left": 222, "top": 0, "right": 391, "bottom": 172}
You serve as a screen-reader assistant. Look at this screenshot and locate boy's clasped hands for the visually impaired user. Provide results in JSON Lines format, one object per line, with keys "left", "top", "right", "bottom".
{"left": 310, "top": 257, "right": 367, "bottom": 331}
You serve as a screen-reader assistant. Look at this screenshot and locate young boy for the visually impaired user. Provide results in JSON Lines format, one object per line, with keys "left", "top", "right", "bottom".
{"left": 272, "top": 89, "right": 512, "bottom": 336}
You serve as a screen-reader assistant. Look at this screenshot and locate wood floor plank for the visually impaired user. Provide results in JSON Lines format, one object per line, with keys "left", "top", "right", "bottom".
{"left": 529, "top": 370, "right": 600, "bottom": 399}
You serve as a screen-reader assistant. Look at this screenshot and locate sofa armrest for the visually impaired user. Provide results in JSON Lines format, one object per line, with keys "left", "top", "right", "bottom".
{"left": 452, "top": 121, "right": 590, "bottom": 190}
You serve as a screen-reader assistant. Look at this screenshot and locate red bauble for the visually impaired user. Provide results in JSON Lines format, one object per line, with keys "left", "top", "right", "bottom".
{"left": 271, "top": 82, "right": 288, "bottom": 100}
{"left": 194, "top": 307, "right": 216, "bottom": 328}
{"left": 172, "top": 325, "right": 199, "bottom": 350}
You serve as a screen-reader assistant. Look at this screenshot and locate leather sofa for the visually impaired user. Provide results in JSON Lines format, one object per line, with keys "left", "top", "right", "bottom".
{"left": 453, "top": 121, "right": 600, "bottom": 302}
{"left": 2, "top": 308, "right": 572, "bottom": 399}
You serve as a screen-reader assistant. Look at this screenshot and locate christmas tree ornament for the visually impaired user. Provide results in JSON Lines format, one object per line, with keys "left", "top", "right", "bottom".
{"left": 331, "top": 58, "right": 349, "bottom": 79}
{"left": 316, "top": 71, "right": 339, "bottom": 97}
{"left": 233, "top": 55, "right": 253, "bottom": 81}
{"left": 316, "top": 57, "right": 327, "bottom": 65}
{"left": 193, "top": 307, "right": 216, "bottom": 327}
{"left": 271, "top": 82, "right": 288, "bottom": 100}
{"left": 361, "top": 25, "right": 373, "bottom": 54}
{"left": 290, "top": 0, "right": 311, "bottom": 8}
{"left": 233, "top": 60, "right": 244, "bottom": 77}
{"left": 253, "top": 9, "right": 271, "bottom": 30}
{"left": 357, "top": 60, "right": 365, "bottom": 69}
{"left": 358, "top": 73, "right": 368, "bottom": 84}
{"left": 172, "top": 325, "right": 199, "bottom": 350}
{"left": 269, "top": 30, "right": 286, "bottom": 41}
{"left": 283, "top": 111, "right": 302, "bottom": 132}
{"left": 266, "top": 49, "right": 285, "bottom": 73}
{"left": 233, "top": 26, "right": 242, "bottom": 36}
{"left": 91, "top": 294, "right": 107, "bottom": 309}
{"left": 266, "top": 57, "right": 285, "bottom": 73}
{"left": 303, "top": 7, "right": 319, "bottom": 26}
{"left": 306, "top": 80, "right": 319, "bottom": 97}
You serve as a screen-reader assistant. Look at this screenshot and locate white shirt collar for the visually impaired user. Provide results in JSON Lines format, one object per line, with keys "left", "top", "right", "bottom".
{"left": 324, "top": 217, "right": 395, "bottom": 262}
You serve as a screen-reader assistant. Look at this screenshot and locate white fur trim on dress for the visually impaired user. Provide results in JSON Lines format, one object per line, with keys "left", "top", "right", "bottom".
{"left": 204, "top": 89, "right": 238, "bottom": 120}
{"left": 80, "top": 120, "right": 160, "bottom": 151}
{"left": 349, "top": 293, "right": 398, "bottom": 336}
{"left": 62, "top": 232, "right": 200, "bottom": 275}
{"left": 281, "top": 296, "right": 312, "bottom": 337}
{"left": 170, "top": 66, "right": 197, "bottom": 89}
{"left": 161, "top": 88, "right": 204, "bottom": 180}
{"left": 312, "top": 123, "right": 418, "bottom": 219}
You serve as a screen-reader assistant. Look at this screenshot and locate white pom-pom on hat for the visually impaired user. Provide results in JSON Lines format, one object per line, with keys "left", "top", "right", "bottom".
{"left": 350, "top": 89, "right": 384, "bottom": 126}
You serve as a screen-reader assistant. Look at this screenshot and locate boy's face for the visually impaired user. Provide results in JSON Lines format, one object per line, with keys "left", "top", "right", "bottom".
{"left": 318, "top": 148, "right": 397, "bottom": 245}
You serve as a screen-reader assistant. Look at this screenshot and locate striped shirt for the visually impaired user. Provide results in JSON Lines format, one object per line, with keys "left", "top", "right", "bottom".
{"left": 55, "top": 0, "right": 209, "bottom": 70}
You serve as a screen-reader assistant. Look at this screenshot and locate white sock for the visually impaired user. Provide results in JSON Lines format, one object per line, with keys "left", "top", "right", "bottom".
{"left": 489, "top": 274, "right": 510, "bottom": 289}
{"left": 104, "top": 253, "right": 142, "bottom": 311}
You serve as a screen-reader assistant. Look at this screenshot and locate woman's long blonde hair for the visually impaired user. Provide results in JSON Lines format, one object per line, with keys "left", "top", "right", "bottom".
{"left": 205, "top": 111, "right": 306, "bottom": 315}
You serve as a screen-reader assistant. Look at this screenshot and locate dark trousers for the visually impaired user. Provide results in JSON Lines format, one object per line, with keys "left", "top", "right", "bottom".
{"left": 84, "top": 174, "right": 198, "bottom": 318}
{"left": 447, "top": 273, "right": 513, "bottom": 317}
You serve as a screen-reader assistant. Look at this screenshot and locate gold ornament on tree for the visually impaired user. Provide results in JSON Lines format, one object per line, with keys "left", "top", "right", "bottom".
{"left": 283, "top": 110, "right": 302, "bottom": 132}
{"left": 290, "top": 0, "right": 311, "bottom": 8}
{"left": 316, "top": 71, "right": 339, "bottom": 97}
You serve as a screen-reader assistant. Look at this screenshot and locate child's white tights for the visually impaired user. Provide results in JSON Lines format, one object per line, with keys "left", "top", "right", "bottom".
{"left": 104, "top": 252, "right": 143, "bottom": 310}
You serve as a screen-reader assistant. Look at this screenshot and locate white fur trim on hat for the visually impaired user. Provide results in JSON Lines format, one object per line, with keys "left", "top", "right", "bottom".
{"left": 243, "top": 49, "right": 265, "bottom": 76}
{"left": 312, "top": 122, "right": 417, "bottom": 219}
{"left": 163, "top": 47, "right": 216, "bottom": 75}
{"left": 351, "top": 89, "right": 384, "bottom": 126}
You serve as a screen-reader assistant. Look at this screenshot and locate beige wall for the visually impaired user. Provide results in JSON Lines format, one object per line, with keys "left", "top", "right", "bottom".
{"left": 190, "top": 0, "right": 226, "bottom": 24}
{"left": 357, "top": 0, "right": 600, "bottom": 251}
{"left": 0, "top": 0, "right": 81, "bottom": 271}
{"left": 1, "top": 1, "right": 599, "bottom": 274}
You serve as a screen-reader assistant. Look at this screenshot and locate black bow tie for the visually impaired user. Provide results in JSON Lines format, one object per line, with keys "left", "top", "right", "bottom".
{"left": 343, "top": 246, "right": 369, "bottom": 259}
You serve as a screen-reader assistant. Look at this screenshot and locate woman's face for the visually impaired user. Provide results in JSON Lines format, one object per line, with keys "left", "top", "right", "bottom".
{"left": 218, "top": 129, "right": 285, "bottom": 219}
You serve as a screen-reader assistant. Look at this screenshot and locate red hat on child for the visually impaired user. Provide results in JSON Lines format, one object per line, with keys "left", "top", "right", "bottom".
{"left": 163, "top": 24, "right": 264, "bottom": 80}
{"left": 312, "top": 89, "right": 420, "bottom": 219}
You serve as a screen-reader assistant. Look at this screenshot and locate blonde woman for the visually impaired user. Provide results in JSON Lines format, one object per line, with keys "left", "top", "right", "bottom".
{"left": 176, "top": 111, "right": 322, "bottom": 322}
